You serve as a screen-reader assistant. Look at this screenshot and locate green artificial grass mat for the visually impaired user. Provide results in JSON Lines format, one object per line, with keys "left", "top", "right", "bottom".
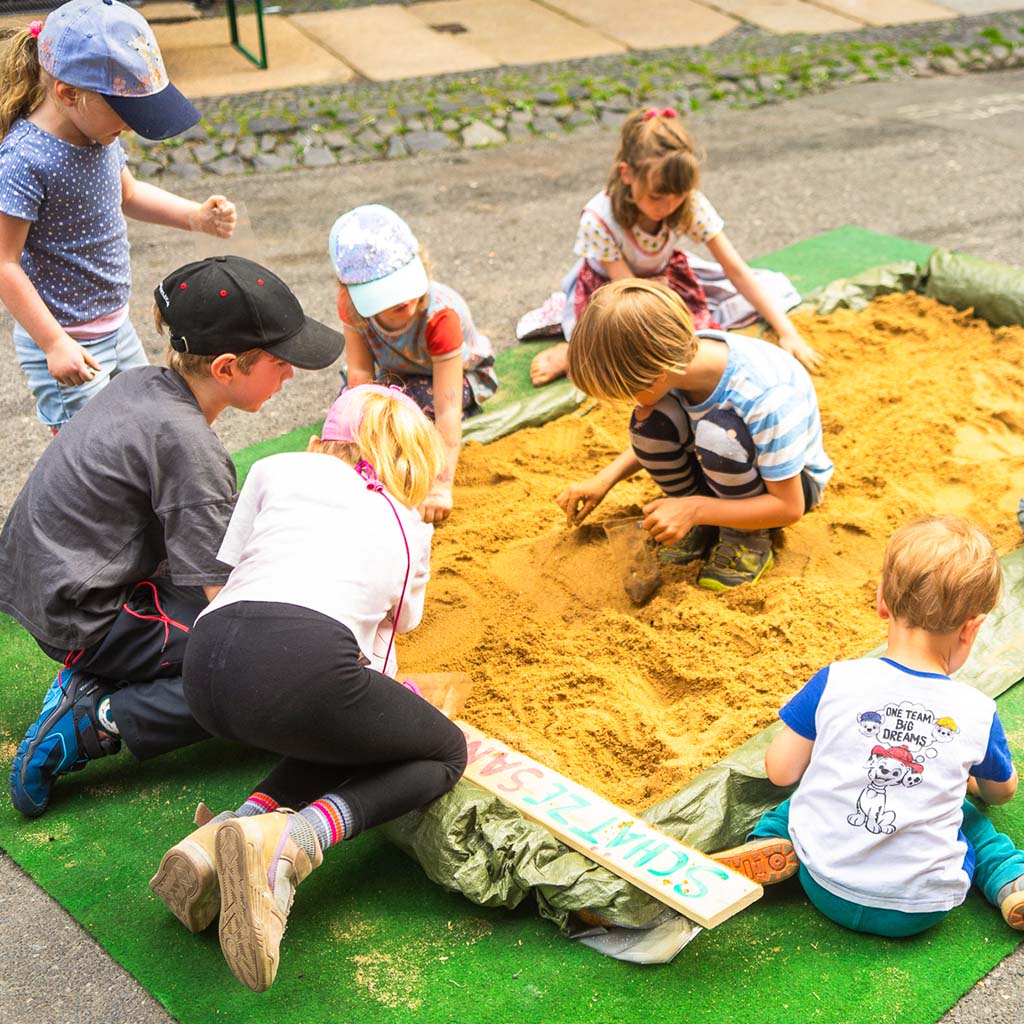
{"left": 0, "top": 613, "right": 1020, "bottom": 1024}
{"left": 4, "top": 226, "right": 1021, "bottom": 1024}
{"left": 747, "top": 224, "right": 935, "bottom": 295}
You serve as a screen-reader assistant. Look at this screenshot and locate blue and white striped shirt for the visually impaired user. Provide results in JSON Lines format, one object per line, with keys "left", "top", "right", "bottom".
{"left": 684, "top": 330, "right": 833, "bottom": 492}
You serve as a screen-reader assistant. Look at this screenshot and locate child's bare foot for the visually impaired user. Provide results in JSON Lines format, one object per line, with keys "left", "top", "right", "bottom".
{"left": 530, "top": 343, "right": 569, "bottom": 387}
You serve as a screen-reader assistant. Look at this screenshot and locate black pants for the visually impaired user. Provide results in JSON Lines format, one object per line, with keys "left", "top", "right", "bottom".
{"left": 182, "top": 601, "right": 467, "bottom": 839}
{"left": 38, "top": 579, "right": 210, "bottom": 760}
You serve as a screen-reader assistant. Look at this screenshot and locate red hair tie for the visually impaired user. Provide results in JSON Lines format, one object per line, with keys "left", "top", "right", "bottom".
{"left": 29, "top": 19, "right": 44, "bottom": 37}
{"left": 642, "top": 107, "right": 677, "bottom": 120}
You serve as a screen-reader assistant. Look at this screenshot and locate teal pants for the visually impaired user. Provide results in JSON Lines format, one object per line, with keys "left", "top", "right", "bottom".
{"left": 750, "top": 798, "right": 1024, "bottom": 937}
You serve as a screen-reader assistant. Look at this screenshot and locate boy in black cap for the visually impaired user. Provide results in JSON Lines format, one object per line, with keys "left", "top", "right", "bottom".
{"left": 2, "top": 256, "right": 344, "bottom": 817}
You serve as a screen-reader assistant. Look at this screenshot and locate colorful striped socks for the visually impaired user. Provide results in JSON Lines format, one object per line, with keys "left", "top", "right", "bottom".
{"left": 298, "top": 793, "right": 354, "bottom": 853}
{"left": 235, "top": 791, "right": 279, "bottom": 817}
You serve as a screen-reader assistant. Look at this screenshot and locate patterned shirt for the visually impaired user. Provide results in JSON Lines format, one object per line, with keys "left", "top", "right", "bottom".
{"left": 574, "top": 190, "right": 724, "bottom": 270}
{"left": 351, "top": 282, "right": 498, "bottom": 406}
{"left": 0, "top": 119, "right": 130, "bottom": 325}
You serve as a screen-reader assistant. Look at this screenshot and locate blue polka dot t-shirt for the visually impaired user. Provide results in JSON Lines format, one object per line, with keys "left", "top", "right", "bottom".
{"left": 0, "top": 119, "right": 130, "bottom": 326}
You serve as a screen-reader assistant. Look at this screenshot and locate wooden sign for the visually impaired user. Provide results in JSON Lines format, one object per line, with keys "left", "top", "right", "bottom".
{"left": 456, "top": 721, "right": 762, "bottom": 929}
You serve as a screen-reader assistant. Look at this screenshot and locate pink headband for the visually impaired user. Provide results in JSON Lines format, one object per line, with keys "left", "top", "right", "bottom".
{"left": 642, "top": 107, "right": 677, "bottom": 120}
{"left": 321, "top": 383, "right": 423, "bottom": 443}
{"left": 29, "top": 19, "right": 44, "bottom": 37}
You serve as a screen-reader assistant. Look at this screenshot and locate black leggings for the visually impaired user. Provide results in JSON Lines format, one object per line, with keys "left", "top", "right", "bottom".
{"left": 182, "top": 601, "right": 467, "bottom": 839}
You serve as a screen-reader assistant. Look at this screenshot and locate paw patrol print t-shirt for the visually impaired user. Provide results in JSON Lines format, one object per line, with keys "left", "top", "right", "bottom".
{"left": 783, "top": 657, "right": 1013, "bottom": 913}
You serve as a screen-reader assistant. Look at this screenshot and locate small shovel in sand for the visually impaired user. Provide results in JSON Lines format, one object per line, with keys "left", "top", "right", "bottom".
{"left": 602, "top": 517, "right": 663, "bottom": 605}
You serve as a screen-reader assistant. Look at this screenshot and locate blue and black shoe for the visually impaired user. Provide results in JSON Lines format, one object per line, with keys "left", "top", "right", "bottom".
{"left": 9, "top": 669, "right": 121, "bottom": 818}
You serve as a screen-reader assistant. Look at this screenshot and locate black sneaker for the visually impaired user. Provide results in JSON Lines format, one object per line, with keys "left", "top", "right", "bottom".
{"left": 697, "top": 540, "right": 774, "bottom": 591}
{"left": 9, "top": 669, "right": 121, "bottom": 818}
{"left": 656, "top": 525, "right": 717, "bottom": 566}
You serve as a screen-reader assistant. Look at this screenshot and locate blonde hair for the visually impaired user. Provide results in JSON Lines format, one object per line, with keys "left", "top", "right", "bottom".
{"left": 337, "top": 247, "right": 432, "bottom": 333}
{"left": 0, "top": 28, "right": 45, "bottom": 139}
{"left": 881, "top": 515, "right": 1003, "bottom": 634}
{"left": 153, "top": 304, "right": 267, "bottom": 380}
{"left": 310, "top": 390, "right": 444, "bottom": 510}
{"left": 567, "top": 279, "right": 696, "bottom": 402}
{"left": 607, "top": 109, "right": 703, "bottom": 233}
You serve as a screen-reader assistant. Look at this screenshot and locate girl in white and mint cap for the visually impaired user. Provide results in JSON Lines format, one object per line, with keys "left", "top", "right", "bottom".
{"left": 0, "top": 0, "right": 238, "bottom": 432}
{"left": 330, "top": 204, "right": 498, "bottom": 525}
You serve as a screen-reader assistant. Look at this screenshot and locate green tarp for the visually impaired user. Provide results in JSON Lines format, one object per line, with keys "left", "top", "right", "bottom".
{"left": 379, "top": 248, "right": 1024, "bottom": 933}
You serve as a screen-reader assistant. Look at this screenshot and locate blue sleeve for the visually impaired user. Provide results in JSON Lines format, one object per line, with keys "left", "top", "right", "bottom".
{"left": 0, "top": 147, "right": 43, "bottom": 222}
{"left": 778, "top": 665, "right": 830, "bottom": 740}
{"left": 970, "top": 713, "right": 1014, "bottom": 783}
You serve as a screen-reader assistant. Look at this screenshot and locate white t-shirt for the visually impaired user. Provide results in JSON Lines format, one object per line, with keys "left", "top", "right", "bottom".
{"left": 783, "top": 657, "right": 1014, "bottom": 914}
{"left": 201, "top": 451, "right": 433, "bottom": 677}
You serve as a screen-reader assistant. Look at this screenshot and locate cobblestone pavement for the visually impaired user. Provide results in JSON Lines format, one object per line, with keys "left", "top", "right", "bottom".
{"left": 124, "top": 11, "right": 1024, "bottom": 178}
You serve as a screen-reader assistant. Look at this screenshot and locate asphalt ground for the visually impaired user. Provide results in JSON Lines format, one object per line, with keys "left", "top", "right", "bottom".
{"left": 1, "top": 66, "right": 1024, "bottom": 1024}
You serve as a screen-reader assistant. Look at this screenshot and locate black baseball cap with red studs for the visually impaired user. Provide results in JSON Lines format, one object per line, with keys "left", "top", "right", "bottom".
{"left": 154, "top": 255, "right": 344, "bottom": 370}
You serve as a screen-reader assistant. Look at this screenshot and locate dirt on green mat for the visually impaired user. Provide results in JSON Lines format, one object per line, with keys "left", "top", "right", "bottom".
{"left": 400, "top": 293, "right": 1024, "bottom": 811}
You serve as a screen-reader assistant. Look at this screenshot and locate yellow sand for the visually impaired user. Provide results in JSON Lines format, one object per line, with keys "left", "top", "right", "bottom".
{"left": 401, "top": 294, "right": 1024, "bottom": 811}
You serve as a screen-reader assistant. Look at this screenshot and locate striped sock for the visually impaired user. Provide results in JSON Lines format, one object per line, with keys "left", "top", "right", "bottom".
{"left": 298, "top": 794, "right": 354, "bottom": 853}
{"left": 235, "top": 791, "right": 278, "bottom": 817}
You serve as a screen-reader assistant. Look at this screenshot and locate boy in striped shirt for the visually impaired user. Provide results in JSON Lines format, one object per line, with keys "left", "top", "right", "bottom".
{"left": 556, "top": 278, "right": 832, "bottom": 589}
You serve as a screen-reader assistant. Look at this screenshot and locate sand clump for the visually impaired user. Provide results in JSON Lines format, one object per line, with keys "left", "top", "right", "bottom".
{"left": 400, "top": 293, "right": 1024, "bottom": 811}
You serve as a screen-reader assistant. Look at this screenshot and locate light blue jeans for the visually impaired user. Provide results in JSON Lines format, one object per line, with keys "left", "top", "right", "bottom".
{"left": 752, "top": 797, "right": 1024, "bottom": 937}
{"left": 13, "top": 318, "right": 149, "bottom": 430}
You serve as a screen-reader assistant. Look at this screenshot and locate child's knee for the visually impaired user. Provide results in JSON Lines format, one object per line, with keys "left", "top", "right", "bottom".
{"left": 629, "top": 393, "right": 691, "bottom": 446}
{"left": 441, "top": 721, "right": 468, "bottom": 784}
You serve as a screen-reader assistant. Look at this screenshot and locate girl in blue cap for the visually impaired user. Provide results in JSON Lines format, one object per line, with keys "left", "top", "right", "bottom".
{"left": 329, "top": 203, "right": 498, "bottom": 524}
{"left": 0, "top": 0, "right": 237, "bottom": 431}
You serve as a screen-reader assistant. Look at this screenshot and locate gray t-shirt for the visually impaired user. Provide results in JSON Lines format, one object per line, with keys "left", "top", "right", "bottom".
{"left": 0, "top": 367, "right": 236, "bottom": 649}
{"left": 0, "top": 119, "right": 130, "bottom": 325}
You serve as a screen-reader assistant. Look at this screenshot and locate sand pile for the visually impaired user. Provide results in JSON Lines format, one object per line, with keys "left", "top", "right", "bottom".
{"left": 401, "top": 293, "right": 1024, "bottom": 811}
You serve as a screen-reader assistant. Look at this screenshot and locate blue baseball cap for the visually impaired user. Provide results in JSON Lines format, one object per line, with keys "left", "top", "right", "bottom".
{"left": 329, "top": 205, "right": 429, "bottom": 318}
{"left": 37, "top": 0, "right": 200, "bottom": 140}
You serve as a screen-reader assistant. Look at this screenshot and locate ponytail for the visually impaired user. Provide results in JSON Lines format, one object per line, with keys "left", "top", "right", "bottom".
{"left": 0, "top": 28, "right": 45, "bottom": 140}
{"left": 310, "top": 388, "right": 446, "bottom": 510}
{"left": 354, "top": 392, "right": 445, "bottom": 510}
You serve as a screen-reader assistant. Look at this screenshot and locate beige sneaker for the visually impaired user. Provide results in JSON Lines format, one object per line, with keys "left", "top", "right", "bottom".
{"left": 711, "top": 837, "right": 799, "bottom": 885}
{"left": 149, "top": 802, "right": 225, "bottom": 933}
{"left": 215, "top": 811, "right": 323, "bottom": 992}
{"left": 997, "top": 876, "right": 1024, "bottom": 930}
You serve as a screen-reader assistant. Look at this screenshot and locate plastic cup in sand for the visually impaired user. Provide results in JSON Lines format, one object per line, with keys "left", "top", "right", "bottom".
{"left": 603, "top": 517, "right": 663, "bottom": 605}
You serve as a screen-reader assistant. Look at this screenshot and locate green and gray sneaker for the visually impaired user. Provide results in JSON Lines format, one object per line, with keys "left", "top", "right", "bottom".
{"left": 697, "top": 539, "right": 774, "bottom": 591}
{"left": 657, "top": 525, "right": 717, "bottom": 566}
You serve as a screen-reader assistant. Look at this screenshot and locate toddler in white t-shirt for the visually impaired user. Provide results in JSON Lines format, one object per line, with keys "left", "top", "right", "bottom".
{"left": 712, "top": 515, "right": 1024, "bottom": 937}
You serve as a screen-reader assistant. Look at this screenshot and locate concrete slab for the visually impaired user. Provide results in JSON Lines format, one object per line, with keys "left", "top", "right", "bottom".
{"left": 290, "top": 6, "right": 498, "bottom": 81}
{"left": 815, "top": 0, "right": 958, "bottom": 24}
{"left": 707, "top": 0, "right": 864, "bottom": 33}
{"left": 410, "top": 0, "right": 627, "bottom": 66}
{"left": 0, "top": 14, "right": 29, "bottom": 33}
{"left": 542, "top": 0, "right": 739, "bottom": 49}
{"left": 153, "top": 15, "right": 355, "bottom": 98}
{"left": 135, "top": 2, "right": 201, "bottom": 23}
{"left": 936, "top": 0, "right": 1024, "bottom": 11}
